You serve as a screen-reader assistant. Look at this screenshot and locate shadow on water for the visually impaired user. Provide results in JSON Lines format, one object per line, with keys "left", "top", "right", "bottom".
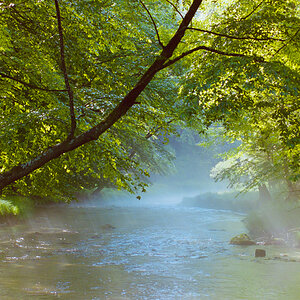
{"left": 1, "top": 197, "right": 300, "bottom": 299}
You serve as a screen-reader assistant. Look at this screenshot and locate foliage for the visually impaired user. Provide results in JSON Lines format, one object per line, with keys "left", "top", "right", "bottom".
{"left": 208, "top": 117, "right": 300, "bottom": 200}
{"left": 178, "top": 0, "right": 300, "bottom": 197}
{"left": 0, "top": 0, "right": 182, "bottom": 199}
{"left": 0, "top": 0, "right": 299, "bottom": 201}
{"left": 0, "top": 196, "right": 33, "bottom": 218}
{"left": 0, "top": 199, "right": 19, "bottom": 216}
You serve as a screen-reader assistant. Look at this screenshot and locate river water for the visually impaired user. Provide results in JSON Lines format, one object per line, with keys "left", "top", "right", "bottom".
{"left": 0, "top": 204, "right": 300, "bottom": 299}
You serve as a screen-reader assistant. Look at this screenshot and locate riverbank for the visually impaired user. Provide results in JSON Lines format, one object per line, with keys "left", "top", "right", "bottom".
{"left": 178, "top": 191, "right": 258, "bottom": 213}
{"left": 179, "top": 191, "right": 300, "bottom": 248}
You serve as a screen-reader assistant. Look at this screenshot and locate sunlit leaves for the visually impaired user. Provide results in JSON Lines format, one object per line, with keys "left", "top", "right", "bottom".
{"left": 1, "top": 0, "right": 299, "bottom": 200}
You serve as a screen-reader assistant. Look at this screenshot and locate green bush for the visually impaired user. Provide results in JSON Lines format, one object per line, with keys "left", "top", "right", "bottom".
{"left": 0, "top": 196, "right": 34, "bottom": 219}
{"left": 0, "top": 199, "right": 20, "bottom": 216}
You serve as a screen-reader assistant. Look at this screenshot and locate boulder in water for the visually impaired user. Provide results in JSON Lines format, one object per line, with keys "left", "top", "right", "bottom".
{"left": 230, "top": 233, "right": 256, "bottom": 245}
{"left": 255, "top": 249, "right": 266, "bottom": 257}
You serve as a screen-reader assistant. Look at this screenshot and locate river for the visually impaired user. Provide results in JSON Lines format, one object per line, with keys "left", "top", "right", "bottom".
{"left": 0, "top": 203, "right": 300, "bottom": 299}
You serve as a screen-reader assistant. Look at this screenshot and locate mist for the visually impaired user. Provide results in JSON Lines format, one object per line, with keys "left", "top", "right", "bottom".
{"left": 80, "top": 130, "right": 229, "bottom": 208}
{"left": 2, "top": 132, "right": 300, "bottom": 299}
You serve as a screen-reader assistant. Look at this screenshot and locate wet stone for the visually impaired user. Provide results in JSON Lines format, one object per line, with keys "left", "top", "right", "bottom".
{"left": 255, "top": 249, "right": 266, "bottom": 257}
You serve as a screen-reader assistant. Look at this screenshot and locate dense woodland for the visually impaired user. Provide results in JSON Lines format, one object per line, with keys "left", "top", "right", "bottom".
{"left": 0, "top": 0, "right": 299, "bottom": 208}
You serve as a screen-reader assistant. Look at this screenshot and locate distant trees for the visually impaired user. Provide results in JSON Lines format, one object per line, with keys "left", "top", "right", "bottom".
{"left": 0, "top": 0, "right": 299, "bottom": 200}
{"left": 208, "top": 94, "right": 299, "bottom": 201}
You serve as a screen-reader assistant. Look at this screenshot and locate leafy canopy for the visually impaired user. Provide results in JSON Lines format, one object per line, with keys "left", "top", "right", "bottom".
{"left": 0, "top": 0, "right": 299, "bottom": 200}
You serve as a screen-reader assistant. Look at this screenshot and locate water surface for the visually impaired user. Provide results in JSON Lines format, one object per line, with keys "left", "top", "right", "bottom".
{"left": 0, "top": 204, "right": 300, "bottom": 299}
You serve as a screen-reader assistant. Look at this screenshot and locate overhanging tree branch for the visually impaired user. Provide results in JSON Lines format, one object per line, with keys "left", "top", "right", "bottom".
{"left": 54, "top": 0, "right": 76, "bottom": 138}
{"left": 240, "top": 1, "right": 264, "bottom": 21}
{"left": 0, "top": 0, "right": 204, "bottom": 191}
{"left": 164, "top": 0, "right": 184, "bottom": 19}
{"left": 272, "top": 27, "right": 300, "bottom": 57}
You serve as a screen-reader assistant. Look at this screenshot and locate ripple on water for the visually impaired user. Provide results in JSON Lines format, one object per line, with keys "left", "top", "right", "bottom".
{"left": 1, "top": 206, "right": 300, "bottom": 300}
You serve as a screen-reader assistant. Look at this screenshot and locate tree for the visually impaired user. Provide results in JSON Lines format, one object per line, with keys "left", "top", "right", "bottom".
{"left": 177, "top": 0, "right": 300, "bottom": 199}
{"left": 209, "top": 120, "right": 300, "bottom": 201}
{"left": 0, "top": 0, "right": 299, "bottom": 198}
{"left": 0, "top": 0, "right": 204, "bottom": 196}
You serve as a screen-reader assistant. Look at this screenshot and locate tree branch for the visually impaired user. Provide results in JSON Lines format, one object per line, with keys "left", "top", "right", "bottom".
{"left": 0, "top": 0, "right": 204, "bottom": 191}
{"left": 54, "top": 0, "right": 76, "bottom": 138}
{"left": 138, "top": 0, "right": 164, "bottom": 48}
{"left": 187, "top": 27, "right": 285, "bottom": 42}
{"left": 164, "top": 0, "right": 184, "bottom": 19}
{"left": 161, "top": 45, "right": 264, "bottom": 69}
{"left": 0, "top": 72, "right": 67, "bottom": 92}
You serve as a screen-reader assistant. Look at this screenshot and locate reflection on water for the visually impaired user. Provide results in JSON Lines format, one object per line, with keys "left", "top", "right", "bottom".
{"left": 0, "top": 205, "right": 300, "bottom": 299}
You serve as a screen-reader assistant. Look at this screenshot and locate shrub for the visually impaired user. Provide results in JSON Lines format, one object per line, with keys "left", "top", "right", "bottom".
{"left": 0, "top": 196, "right": 34, "bottom": 220}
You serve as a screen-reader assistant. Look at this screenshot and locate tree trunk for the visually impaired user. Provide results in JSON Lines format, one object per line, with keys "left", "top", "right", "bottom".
{"left": 283, "top": 158, "right": 298, "bottom": 201}
{"left": 258, "top": 184, "right": 272, "bottom": 202}
{"left": 286, "top": 180, "right": 298, "bottom": 201}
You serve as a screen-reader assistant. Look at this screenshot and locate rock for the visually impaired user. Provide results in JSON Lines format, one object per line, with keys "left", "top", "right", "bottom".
{"left": 230, "top": 233, "right": 256, "bottom": 245}
{"left": 255, "top": 249, "right": 266, "bottom": 257}
{"left": 101, "top": 224, "right": 116, "bottom": 230}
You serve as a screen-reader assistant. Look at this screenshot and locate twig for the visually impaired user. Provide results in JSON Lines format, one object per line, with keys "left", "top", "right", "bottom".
{"left": 128, "top": 119, "right": 174, "bottom": 159}
{"left": 0, "top": 72, "right": 67, "bottom": 92}
{"left": 138, "top": 0, "right": 164, "bottom": 48}
{"left": 164, "top": 0, "right": 184, "bottom": 19}
{"left": 54, "top": 0, "right": 76, "bottom": 138}
{"left": 240, "top": 1, "right": 264, "bottom": 21}
{"left": 272, "top": 27, "right": 300, "bottom": 57}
